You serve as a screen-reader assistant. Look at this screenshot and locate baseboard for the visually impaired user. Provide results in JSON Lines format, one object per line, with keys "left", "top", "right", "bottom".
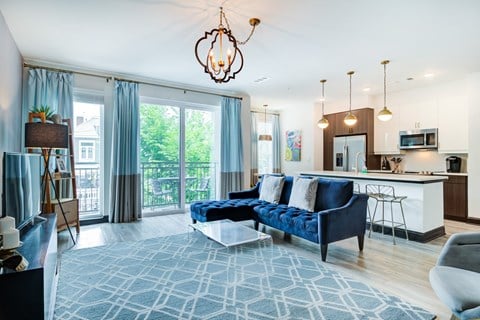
{"left": 466, "top": 217, "right": 480, "bottom": 225}
{"left": 367, "top": 223, "right": 445, "bottom": 243}
{"left": 80, "top": 216, "right": 108, "bottom": 226}
{"left": 444, "top": 216, "right": 467, "bottom": 222}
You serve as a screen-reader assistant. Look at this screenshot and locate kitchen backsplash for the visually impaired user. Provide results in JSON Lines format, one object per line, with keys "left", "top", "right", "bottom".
{"left": 380, "top": 151, "right": 468, "bottom": 173}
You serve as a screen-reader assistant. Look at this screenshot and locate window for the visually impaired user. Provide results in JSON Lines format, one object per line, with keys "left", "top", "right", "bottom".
{"left": 257, "top": 121, "right": 273, "bottom": 174}
{"left": 79, "top": 141, "right": 95, "bottom": 162}
{"left": 140, "top": 99, "right": 219, "bottom": 215}
{"left": 73, "top": 91, "right": 104, "bottom": 219}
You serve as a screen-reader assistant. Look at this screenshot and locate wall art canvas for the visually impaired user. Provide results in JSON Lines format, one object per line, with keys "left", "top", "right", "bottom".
{"left": 285, "top": 130, "right": 301, "bottom": 161}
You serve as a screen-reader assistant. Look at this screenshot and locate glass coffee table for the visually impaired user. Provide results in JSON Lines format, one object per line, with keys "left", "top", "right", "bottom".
{"left": 189, "top": 219, "right": 272, "bottom": 247}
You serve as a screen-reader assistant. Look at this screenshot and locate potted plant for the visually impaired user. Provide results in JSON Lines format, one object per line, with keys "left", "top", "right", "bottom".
{"left": 30, "top": 105, "right": 62, "bottom": 123}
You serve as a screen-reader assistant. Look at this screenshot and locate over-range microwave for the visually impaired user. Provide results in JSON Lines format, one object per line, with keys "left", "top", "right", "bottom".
{"left": 399, "top": 128, "right": 438, "bottom": 150}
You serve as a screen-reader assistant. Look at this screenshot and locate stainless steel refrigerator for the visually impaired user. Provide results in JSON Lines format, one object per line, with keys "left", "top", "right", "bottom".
{"left": 333, "top": 135, "right": 367, "bottom": 171}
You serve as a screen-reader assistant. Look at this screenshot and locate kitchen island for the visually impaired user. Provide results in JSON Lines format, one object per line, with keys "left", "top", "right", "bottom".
{"left": 300, "top": 171, "right": 448, "bottom": 242}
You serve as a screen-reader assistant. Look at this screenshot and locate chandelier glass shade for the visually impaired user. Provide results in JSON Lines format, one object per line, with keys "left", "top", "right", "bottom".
{"left": 317, "top": 79, "right": 329, "bottom": 129}
{"left": 258, "top": 104, "right": 272, "bottom": 141}
{"left": 344, "top": 71, "right": 358, "bottom": 126}
{"left": 195, "top": 7, "right": 260, "bottom": 83}
{"left": 377, "top": 60, "right": 393, "bottom": 121}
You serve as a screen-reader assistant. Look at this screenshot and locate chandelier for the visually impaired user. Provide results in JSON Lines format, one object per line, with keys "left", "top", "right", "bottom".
{"left": 194, "top": 7, "right": 260, "bottom": 83}
{"left": 344, "top": 71, "right": 358, "bottom": 126}
{"left": 377, "top": 60, "right": 393, "bottom": 121}
{"left": 259, "top": 104, "right": 272, "bottom": 141}
{"left": 317, "top": 79, "right": 329, "bottom": 129}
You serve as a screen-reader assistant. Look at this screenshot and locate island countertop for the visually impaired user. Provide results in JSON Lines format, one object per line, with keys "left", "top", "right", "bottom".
{"left": 300, "top": 170, "right": 448, "bottom": 184}
{"left": 300, "top": 170, "right": 446, "bottom": 240}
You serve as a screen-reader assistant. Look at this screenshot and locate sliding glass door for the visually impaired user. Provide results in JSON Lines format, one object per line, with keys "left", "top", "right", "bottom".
{"left": 73, "top": 91, "right": 104, "bottom": 220}
{"left": 140, "top": 100, "right": 218, "bottom": 215}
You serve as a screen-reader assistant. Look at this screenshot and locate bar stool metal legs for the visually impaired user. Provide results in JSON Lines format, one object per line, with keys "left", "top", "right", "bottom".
{"left": 366, "top": 184, "right": 409, "bottom": 244}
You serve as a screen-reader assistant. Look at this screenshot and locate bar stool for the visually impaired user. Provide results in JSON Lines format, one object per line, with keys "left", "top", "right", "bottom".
{"left": 365, "top": 184, "right": 409, "bottom": 244}
{"left": 354, "top": 183, "right": 372, "bottom": 227}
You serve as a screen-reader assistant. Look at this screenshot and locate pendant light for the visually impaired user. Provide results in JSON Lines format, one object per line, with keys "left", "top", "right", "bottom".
{"left": 258, "top": 104, "right": 272, "bottom": 141}
{"left": 377, "top": 60, "right": 393, "bottom": 121}
{"left": 317, "top": 79, "right": 329, "bottom": 129}
{"left": 344, "top": 71, "right": 357, "bottom": 126}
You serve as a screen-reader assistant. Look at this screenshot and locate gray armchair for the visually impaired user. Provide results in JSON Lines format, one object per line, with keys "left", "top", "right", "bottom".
{"left": 429, "top": 232, "right": 480, "bottom": 320}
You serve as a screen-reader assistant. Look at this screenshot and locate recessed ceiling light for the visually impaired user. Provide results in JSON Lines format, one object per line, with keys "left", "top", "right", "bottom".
{"left": 254, "top": 76, "right": 270, "bottom": 83}
{"left": 362, "top": 87, "right": 371, "bottom": 92}
{"left": 424, "top": 73, "right": 435, "bottom": 78}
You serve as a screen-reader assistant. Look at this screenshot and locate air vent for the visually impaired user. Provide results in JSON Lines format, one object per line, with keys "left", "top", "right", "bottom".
{"left": 253, "top": 76, "right": 270, "bottom": 83}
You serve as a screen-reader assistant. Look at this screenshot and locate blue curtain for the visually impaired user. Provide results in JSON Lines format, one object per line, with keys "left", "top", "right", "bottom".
{"left": 272, "top": 114, "right": 281, "bottom": 173}
{"left": 250, "top": 112, "right": 258, "bottom": 186}
{"left": 220, "top": 97, "right": 244, "bottom": 198}
{"left": 23, "top": 68, "right": 73, "bottom": 136}
{"left": 23, "top": 68, "right": 74, "bottom": 198}
{"left": 110, "top": 80, "right": 141, "bottom": 223}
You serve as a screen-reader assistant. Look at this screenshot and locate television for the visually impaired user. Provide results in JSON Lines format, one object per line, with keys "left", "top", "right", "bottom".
{"left": 1, "top": 152, "right": 42, "bottom": 230}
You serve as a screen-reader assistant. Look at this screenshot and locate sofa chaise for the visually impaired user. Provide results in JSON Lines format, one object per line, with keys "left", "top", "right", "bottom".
{"left": 190, "top": 176, "right": 368, "bottom": 261}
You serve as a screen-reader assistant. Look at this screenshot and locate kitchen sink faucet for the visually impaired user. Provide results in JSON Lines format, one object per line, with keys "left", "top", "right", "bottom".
{"left": 354, "top": 152, "right": 366, "bottom": 174}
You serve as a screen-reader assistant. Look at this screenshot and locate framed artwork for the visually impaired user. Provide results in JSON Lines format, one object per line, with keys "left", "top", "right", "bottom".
{"left": 285, "top": 130, "right": 301, "bottom": 161}
{"left": 56, "top": 157, "right": 68, "bottom": 173}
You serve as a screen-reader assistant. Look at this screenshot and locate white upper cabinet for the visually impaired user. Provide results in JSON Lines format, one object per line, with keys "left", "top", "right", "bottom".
{"left": 437, "top": 94, "right": 468, "bottom": 153}
{"left": 374, "top": 79, "right": 469, "bottom": 154}
{"left": 374, "top": 104, "right": 400, "bottom": 154}
{"left": 398, "top": 101, "right": 438, "bottom": 131}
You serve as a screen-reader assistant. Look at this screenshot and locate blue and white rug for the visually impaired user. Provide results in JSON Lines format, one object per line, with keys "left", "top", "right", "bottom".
{"left": 55, "top": 233, "right": 435, "bottom": 319}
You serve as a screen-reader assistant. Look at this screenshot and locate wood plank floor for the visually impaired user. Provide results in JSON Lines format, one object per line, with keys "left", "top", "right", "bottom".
{"left": 58, "top": 216, "right": 480, "bottom": 320}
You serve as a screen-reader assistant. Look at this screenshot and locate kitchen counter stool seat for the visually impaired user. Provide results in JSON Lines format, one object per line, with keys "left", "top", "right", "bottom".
{"left": 366, "top": 184, "right": 408, "bottom": 244}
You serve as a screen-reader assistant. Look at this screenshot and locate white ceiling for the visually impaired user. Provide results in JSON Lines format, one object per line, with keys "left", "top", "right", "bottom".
{"left": 1, "top": 0, "right": 480, "bottom": 110}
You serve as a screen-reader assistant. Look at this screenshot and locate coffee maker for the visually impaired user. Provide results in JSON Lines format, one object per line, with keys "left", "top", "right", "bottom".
{"left": 446, "top": 156, "right": 461, "bottom": 173}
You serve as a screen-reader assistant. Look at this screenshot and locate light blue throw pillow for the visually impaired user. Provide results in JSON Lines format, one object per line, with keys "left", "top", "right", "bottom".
{"left": 288, "top": 176, "right": 319, "bottom": 212}
{"left": 259, "top": 175, "right": 285, "bottom": 204}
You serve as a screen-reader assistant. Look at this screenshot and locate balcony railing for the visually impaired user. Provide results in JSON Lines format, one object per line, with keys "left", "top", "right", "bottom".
{"left": 75, "top": 161, "right": 216, "bottom": 217}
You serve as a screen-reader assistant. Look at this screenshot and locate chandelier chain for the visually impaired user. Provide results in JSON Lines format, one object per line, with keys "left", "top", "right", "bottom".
{"left": 221, "top": 8, "right": 256, "bottom": 46}
{"left": 349, "top": 73, "right": 352, "bottom": 112}
{"left": 321, "top": 82, "right": 325, "bottom": 115}
{"left": 384, "top": 62, "right": 387, "bottom": 108}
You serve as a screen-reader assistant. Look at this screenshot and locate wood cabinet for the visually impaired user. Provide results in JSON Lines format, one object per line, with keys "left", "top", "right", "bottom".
{"left": 322, "top": 113, "right": 336, "bottom": 170}
{"left": 323, "top": 108, "right": 379, "bottom": 170}
{"left": 0, "top": 214, "right": 57, "bottom": 320}
{"left": 52, "top": 198, "right": 79, "bottom": 233}
{"left": 334, "top": 109, "right": 369, "bottom": 136}
{"left": 443, "top": 175, "right": 468, "bottom": 220}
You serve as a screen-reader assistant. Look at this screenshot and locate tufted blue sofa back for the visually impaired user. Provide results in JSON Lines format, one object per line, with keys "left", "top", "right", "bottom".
{"left": 265, "top": 176, "right": 353, "bottom": 212}
{"left": 314, "top": 178, "right": 353, "bottom": 211}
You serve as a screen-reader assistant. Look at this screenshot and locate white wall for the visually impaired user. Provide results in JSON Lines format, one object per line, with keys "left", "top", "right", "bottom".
{"left": 279, "top": 100, "right": 315, "bottom": 176}
{"left": 0, "top": 11, "right": 23, "bottom": 216}
{"left": 467, "top": 73, "right": 480, "bottom": 219}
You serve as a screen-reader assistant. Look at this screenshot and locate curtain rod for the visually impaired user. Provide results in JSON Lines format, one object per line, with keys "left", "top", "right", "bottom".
{"left": 23, "top": 63, "right": 243, "bottom": 101}
{"left": 251, "top": 110, "right": 280, "bottom": 115}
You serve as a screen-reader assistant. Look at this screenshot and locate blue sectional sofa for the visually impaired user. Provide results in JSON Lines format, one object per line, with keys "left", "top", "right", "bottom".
{"left": 190, "top": 176, "right": 368, "bottom": 261}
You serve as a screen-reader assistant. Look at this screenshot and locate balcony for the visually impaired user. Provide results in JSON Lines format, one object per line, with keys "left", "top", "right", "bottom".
{"left": 75, "top": 161, "right": 216, "bottom": 217}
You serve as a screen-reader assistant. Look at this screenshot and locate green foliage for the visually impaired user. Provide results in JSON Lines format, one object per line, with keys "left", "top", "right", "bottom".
{"left": 30, "top": 105, "right": 54, "bottom": 120}
{"left": 139, "top": 104, "right": 214, "bottom": 163}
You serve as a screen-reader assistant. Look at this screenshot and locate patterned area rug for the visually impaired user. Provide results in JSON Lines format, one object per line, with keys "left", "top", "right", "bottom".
{"left": 55, "top": 233, "right": 435, "bottom": 320}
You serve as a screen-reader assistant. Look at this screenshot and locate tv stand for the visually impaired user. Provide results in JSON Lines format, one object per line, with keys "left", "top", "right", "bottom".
{"left": 0, "top": 213, "right": 57, "bottom": 320}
